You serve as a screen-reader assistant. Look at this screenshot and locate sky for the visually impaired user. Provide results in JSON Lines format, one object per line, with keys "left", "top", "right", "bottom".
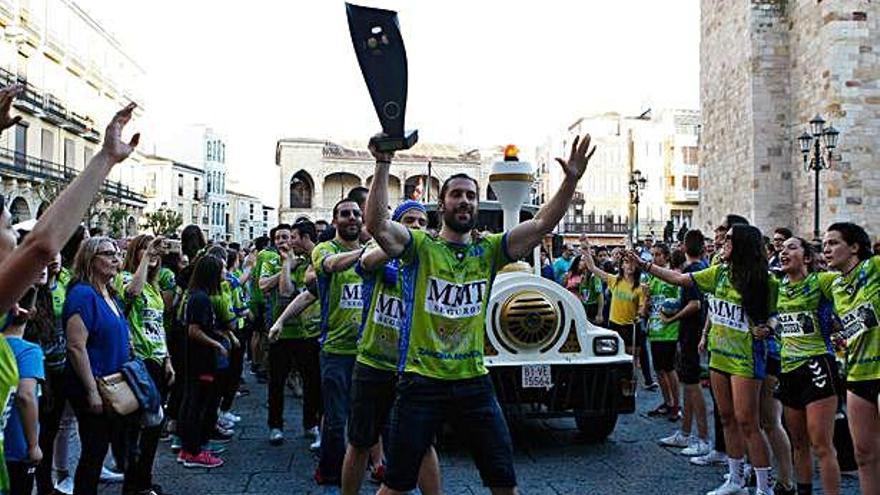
{"left": 75, "top": 0, "right": 700, "bottom": 205}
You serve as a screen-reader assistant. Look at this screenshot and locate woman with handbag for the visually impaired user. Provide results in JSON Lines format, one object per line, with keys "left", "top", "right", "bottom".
{"left": 63, "top": 237, "right": 133, "bottom": 495}
{"left": 116, "top": 235, "right": 174, "bottom": 495}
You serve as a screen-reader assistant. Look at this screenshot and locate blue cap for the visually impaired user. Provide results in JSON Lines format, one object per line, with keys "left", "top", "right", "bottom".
{"left": 392, "top": 200, "right": 426, "bottom": 222}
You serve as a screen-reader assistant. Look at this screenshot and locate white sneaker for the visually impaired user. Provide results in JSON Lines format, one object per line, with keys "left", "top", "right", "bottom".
{"left": 221, "top": 411, "right": 241, "bottom": 423}
{"left": 658, "top": 430, "right": 690, "bottom": 448}
{"left": 706, "top": 479, "right": 747, "bottom": 495}
{"left": 99, "top": 465, "right": 124, "bottom": 483}
{"left": 55, "top": 476, "right": 74, "bottom": 495}
{"left": 754, "top": 489, "right": 774, "bottom": 495}
{"left": 305, "top": 426, "right": 320, "bottom": 439}
{"left": 309, "top": 431, "right": 322, "bottom": 452}
{"left": 723, "top": 464, "right": 753, "bottom": 485}
{"left": 691, "top": 449, "right": 728, "bottom": 466}
{"left": 681, "top": 436, "right": 711, "bottom": 456}
{"left": 269, "top": 428, "right": 284, "bottom": 445}
{"left": 217, "top": 417, "right": 235, "bottom": 431}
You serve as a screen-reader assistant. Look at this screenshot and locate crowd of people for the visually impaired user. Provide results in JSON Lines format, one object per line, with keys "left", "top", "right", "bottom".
{"left": 0, "top": 80, "right": 878, "bottom": 495}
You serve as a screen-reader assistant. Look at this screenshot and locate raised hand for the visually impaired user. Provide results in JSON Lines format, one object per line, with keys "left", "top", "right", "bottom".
{"left": 368, "top": 133, "right": 395, "bottom": 163}
{"left": 102, "top": 102, "right": 140, "bottom": 165}
{"left": 555, "top": 134, "right": 596, "bottom": 181}
{"left": 0, "top": 84, "right": 23, "bottom": 132}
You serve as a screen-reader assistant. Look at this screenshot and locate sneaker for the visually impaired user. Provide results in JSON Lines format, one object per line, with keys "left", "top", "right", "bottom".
{"left": 202, "top": 440, "right": 228, "bottom": 454}
{"left": 54, "top": 476, "right": 74, "bottom": 495}
{"left": 313, "top": 467, "right": 337, "bottom": 485}
{"left": 181, "top": 451, "right": 224, "bottom": 469}
{"left": 141, "top": 483, "right": 169, "bottom": 495}
{"left": 309, "top": 432, "right": 322, "bottom": 452}
{"left": 643, "top": 381, "right": 659, "bottom": 391}
{"left": 680, "top": 437, "right": 711, "bottom": 457}
{"left": 659, "top": 430, "right": 689, "bottom": 448}
{"left": 648, "top": 403, "right": 670, "bottom": 417}
{"left": 212, "top": 427, "right": 234, "bottom": 443}
{"left": 667, "top": 405, "right": 682, "bottom": 421}
{"left": 706, "top": 479, "right": 747, "bottom": 495}
{"left": 170, "top": 434, "right": 182, "bottom": 452}
{"left": 100, "top": 465, "right": 124, "bottom": 483}
{"left": 773, "top": 482, "right": 795, "bottom": 495}
{"left": 217, "top": 417, "right": 235, "bottom": 431}
{"left": 305, "top": 426, "right": 320, "bottom": 439}
{"left": 369, "top": 463, "right": 385, "bottom": 483}
{"left": 221, "top": 411, "right": 241, "bottom": 423}
{"left": 754, "top": 490, "right": 775, "bottom": 495}
{"left": 723, "top": 464, "right": 754, "bottom": 487}
{"left": 691, "top": 449, "right": 728, "bottom": 466}
{"left": 269, "top": 428, "right": 284, "bottom": 446}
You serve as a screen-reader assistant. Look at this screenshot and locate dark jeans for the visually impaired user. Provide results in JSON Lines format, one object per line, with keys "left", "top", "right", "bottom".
{"left": 268, "top": 338, "right": 322, "bottom": 430}
{"left": 636, "top": 323, "right": 654, "bottom": 384}
{"left": 35, "top": 367, "right": 67, "bottom": 495}
{"left": 123, "top": 358, "right": 168, "bottom": 493}
{"left": 178, "top": 375, "right": 220, "bottom": 454}
{"left": 7, "top": 461, "right": 35, "bottom": 495}
{"left": 385, "top": 373, "right": 516, "bottom": 492}
{"left": 220, "top": 330, "right": 246, "bottom": 412}
{"left": 69, "top": 393, "right": 126, "bottom": 495}
{"left": 166, "top": 329, "right": 186, "bottom": 422}
{"left": 317, "top": 352, "right": 355, "bottom": 484}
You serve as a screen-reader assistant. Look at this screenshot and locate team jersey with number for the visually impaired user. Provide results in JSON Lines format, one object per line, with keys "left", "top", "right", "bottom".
{"left": 399, "top": 230, "right": 511, "bottom": 380}
{"left": 828, "top": 256, "right": 880, "bottom": 382}
{"left": 647, "top": 276, "right": 682, "bottom": 342}
{"left": 776, "top": 272, "right": 837, "bottom": 373}
{"left": 313, "top": 240, "right": 363, "bottom": 355}
{"left": 691, "top": 264, "right": 779, "bottom": 378}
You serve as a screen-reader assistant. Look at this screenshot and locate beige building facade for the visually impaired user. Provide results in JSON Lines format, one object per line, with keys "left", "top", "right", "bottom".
{"left": 276, "top": 138, "right": 483, "bottom": 224}
{"left": 699, "top": 0, "right": 879, "bottom": 237}
{"left": 0, "top": 0, "right": 146, "bottom": 233}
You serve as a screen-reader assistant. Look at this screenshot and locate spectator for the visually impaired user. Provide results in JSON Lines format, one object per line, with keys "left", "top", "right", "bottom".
{"left": 552, "top": 245, "right": 574, "bottom": 284}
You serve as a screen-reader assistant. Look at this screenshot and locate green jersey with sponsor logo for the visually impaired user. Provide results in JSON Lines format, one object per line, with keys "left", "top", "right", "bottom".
{"left": 647, "top": 276, "right": 681, "bottom": 342}
{"left": 264, "top": 256, "right": 320, "bottom": 340}
{"left": 400, "top": 230, "right": 510, "bottom": 380}
{"left": 692, "top": 264, "right": 779, "bottom": 378}
{"left": 357, "top": 246, "right": 409, "bottom": 372}
{"left": 249, "top": 249, "right": 278, "bottom": 308}
{"left": 776, "top": 272, "right": 837, "bottom": 373}
{"left": 0, "top": 335, "right": 19, "bottom": 494}
{"left": 313, "top": 240, "right": 363, "bottom": 355}
{"left": 115, "top": 271, "right": 167, "bottom": 362}
{"left": 579, "top": 273, "right": 603, "bottom": 306}
{"left": 828, "top": 256, "right": 880, "bottom": 382}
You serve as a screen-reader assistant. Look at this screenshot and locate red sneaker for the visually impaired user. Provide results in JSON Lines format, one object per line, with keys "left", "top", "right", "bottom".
{"left": 370, "top": 463, "right": 386, "bottom": 483}
{"left": 181, "top": 450, "right": 224, "bottom": 469}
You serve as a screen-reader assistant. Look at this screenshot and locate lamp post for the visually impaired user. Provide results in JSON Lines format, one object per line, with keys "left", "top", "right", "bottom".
{"left": 797, "top": 114, "right": 839, "bottom": 240}
{"left": 628, "top": 169, "right": 647, "bottom": 245}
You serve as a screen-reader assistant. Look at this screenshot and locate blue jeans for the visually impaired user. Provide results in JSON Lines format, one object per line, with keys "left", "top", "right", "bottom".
{"left": 317, "top": 352, "right": 356, "bottom": 484}
{"left": 384, "top": 373, "right": 517, "bottom": 491}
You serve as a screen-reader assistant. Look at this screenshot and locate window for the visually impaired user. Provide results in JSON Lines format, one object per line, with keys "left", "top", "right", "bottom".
{"left": 207, "top": 173, "right": 212, "bottom": 194}
{"left": 177, "top": 173, "right": 184, "bottom": 196}
{"left": 41, "top": 129, "right": 54, "bottom": 162}
{"left": 289, "top": 171, "right": 314, "bottom": 208}
{"left": 84, "top": 146, "right": 94, "bottom": 166}
{"left": 14, "top": 124, "right": 27, "bottom": 168}
{"left": 683, "top": 175, "right": 699, "bottom": 191}
{"left": 682, "top": 146, "right": 698, "bottom": 164}
{"left": 64, "top": 138, "right": 75, "bottom": 170}
{"left": 194, "top": 177, "right": 200, "bottom": 200}
{"left": 667, "top": 176, "right": 676, "bottom": 188}
{"left": 249, "top": 204, "right": 254, "bottom": 220}
{"left": 206, "top": 141, "right": 212, "bottom": 161}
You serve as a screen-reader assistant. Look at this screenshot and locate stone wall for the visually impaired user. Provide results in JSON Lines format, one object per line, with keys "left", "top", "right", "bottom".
{"left": 699, "top": 0, "right": 880, "bottom": 238}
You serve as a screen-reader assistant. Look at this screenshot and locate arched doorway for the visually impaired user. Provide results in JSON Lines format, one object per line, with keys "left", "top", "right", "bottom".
{"left": 9, "top": 197, "right": 31, "bottom": 224}
{"left": 366, "top": 174, "right": 403, "bottom": 204}
{"left": 404, "top": 175, "right": 440, "bottom": 202}
{"left": 322, "top": 173, "right": 361, "bottom": 208}
{"left": 289, "top": 170, "right": 314, "bottom": 208}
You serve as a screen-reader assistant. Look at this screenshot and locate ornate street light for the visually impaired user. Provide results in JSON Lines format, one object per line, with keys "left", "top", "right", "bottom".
{"left": 628, "top": 170, "right": 647, "bottom": 245}
{"left": 798, "top": 115, "right": 839, "bottom": 240}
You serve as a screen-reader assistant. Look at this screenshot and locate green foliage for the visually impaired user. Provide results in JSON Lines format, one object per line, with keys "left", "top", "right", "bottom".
{"left": 108, "top": 207, "right": 130, "bottom": 238}
{"left": 143, "top": 208, "right": 184, "bottom": 237}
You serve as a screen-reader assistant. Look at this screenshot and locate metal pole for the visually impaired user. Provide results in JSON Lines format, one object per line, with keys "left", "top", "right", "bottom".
{"left": 427, "top": 160, "right": 432, "bottom": 203}
{"left": 814, "top": 165, "right": 820, "bottom": 241}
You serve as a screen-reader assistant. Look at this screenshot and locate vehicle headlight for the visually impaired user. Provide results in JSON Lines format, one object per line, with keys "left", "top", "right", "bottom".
{"left": 593, "top": 336, "right": 618, "bottom": 356}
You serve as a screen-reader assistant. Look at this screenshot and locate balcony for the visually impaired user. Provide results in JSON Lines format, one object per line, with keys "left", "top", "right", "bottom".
{"left": 667, "top": 188, "right": 699, "bottom": 204}
{"left": 0, "top": 147, "right": 146, "bottom": 206}
{"left": 64, "top": 111, "right": 89, "bottom": 134}
{"left": 563, "top": 221, "right": 629, "bottom": 235}
{"left": 42, "top": 93, "right": 68, "bottom": 124}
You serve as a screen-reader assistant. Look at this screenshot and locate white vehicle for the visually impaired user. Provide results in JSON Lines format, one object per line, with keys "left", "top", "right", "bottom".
{"left": 427, "top": 147, "right": 636, "bottom": 441}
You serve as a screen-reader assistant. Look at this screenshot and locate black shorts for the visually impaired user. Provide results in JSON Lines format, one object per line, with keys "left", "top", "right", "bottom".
{"left": 347, "top": 362, "right": 397, "bottom": 449}
{"left": 766, "top": 356, "right": 781, "bottom": 377}
{"left": 651, "top": 341, "right": 678, "bottom": 372}
{"left": 677, "top": 327, "right": 701, "bottom": 385}
{"left": 585, "top": 303, "right": 599, "bottom": 321}
{"left": 847, "top": 378, "right": 880, "bottom": 404}
{"left": 777, "top": 355, "right": 840, "bottom": 410}
{"left": 609, "top": 321, "right": 636, "bottom": 348}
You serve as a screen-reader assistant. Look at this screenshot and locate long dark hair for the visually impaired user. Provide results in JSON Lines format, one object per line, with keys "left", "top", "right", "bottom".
{"left": 188, "top": 255, "right": 222, "bottom": 295}
{"left": 25, "top": 284, "right": 55, "bottom": 344}
{"left": 728, "top": 225, "right": 770, "bottom": 324}
{"left": 567, "top": 255, "right": 584, "bottom": 277}
{"left": 827, "top": 222, "right": 872, "bottom": 261}
{"left": 181, "top": 224, "right": 206, "bottom": 260}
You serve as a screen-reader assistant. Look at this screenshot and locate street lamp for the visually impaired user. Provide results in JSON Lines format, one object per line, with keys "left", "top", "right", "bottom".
{"left": 797, "top": 114, "right": 839, "bottom": 240}
{"left": 628, "top": 170, "right": 647, "bottom": 245}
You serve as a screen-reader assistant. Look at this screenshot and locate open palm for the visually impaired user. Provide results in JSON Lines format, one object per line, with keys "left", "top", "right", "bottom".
{"left": 0, "top": 84, "right": 23, "bottom": 132}
{"left": 555, "top": 134, "right": 596, "bottom": 181}
{"left": 102, "top": 102, "right": 141, "bottom": 164}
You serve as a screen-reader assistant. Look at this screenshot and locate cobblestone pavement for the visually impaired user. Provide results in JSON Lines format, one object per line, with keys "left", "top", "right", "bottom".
{"left": 92, "top": 373, "right": 860, "bottom": 495}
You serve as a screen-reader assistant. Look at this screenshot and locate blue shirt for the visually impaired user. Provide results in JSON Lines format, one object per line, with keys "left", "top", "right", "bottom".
{"left": 3, "top": 337, "right": 44, "bottom": 462}
{"left": 63, "top": 283, "right": 130, "bottom": 379}
{"left": 553, "top": 257, "right": 573, "bottom": 284}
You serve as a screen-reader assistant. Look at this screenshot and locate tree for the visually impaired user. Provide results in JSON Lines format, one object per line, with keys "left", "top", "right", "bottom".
{"left": 143, "top": 208, "right": 183, "bottom": 237}
{"left": 108, "top": 207, "right": 129, "bottom": 239}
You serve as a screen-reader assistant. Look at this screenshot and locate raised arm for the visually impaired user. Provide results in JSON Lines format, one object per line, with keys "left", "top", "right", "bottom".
{"left": 321, "top": 248, "right": 364, "bottom": 274}
{"left": 505, "top": 135, "right": 596, "bottom": 259}
{"left": 625, "top": 251, "right": 694, "bottom": 288}
{"left": 364, "top": 142, "right": 410, "bottom": 257}
{"left": 278, "top": 252, "right": 296, "bottom": 297}
{"left": 125, "top": 237, "right": 162, "bottom": 298}
{"left": 581, "top": 244, "right": 613, "bottom": 284}
{"left": 0, "top": 103, "right": 139, "bottom": 314}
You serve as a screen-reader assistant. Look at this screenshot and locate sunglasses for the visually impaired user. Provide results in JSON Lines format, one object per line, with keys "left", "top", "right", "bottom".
{"left": 96, "top": 250, "right": 122, "bottom": 259}
{"left": 337, "top": 209, "right": 362, "bottom": 219}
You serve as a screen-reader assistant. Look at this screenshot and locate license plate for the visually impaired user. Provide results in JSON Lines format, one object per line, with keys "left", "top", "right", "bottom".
{"left": 521, "top": 364, "right": 552, "bottom": 389}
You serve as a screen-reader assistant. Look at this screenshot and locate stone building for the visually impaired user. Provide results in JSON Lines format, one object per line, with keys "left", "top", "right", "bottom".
{"left": 0, "top": 0, "right": 146, "bottom": 233}
{"left": 275, "top": 138, "right": 482, "bottom": 224}
{"left": 227, "top": 190, "right": 265, "bottom": 244}
{"left": 699, "top": 0, "right": 879, "bottom": 237}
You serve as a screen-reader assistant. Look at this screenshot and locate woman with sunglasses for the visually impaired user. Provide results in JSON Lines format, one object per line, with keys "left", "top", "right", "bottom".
{"left": 63, "top": 237, "right": 133, "bottom": 495}
{"left": 822, "top": 222, "right": 880, "bottom": 495}
{"left": 628, "top": 224, "right": 778, "bottom": 495}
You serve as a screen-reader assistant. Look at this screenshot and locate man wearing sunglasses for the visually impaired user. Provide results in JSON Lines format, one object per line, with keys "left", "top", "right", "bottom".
{"left": 311, "top": 198, "right": 366, "bottom": 486}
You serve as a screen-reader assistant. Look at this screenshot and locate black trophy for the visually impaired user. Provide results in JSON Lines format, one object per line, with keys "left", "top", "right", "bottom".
{"left": 346, "top": 3, "right": 418, "bottom": 152}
